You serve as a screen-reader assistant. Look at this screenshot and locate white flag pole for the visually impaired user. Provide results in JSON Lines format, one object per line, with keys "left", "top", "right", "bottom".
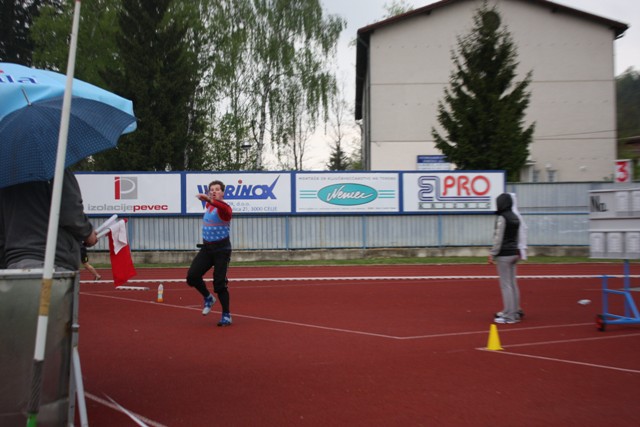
{"left": 26, "top": 1, "right": 82, "bottom": 425}
{"left": 96, "top": 214, "right": 119, "bottom": 239}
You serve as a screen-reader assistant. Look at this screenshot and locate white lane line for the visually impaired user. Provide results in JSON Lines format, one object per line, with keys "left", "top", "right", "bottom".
{"left": 81, "top": 274, "right": 640, "bottom": 284}
{"left": 400, "top": 322, "right": 594, "bottom": 340}
{"left": 79, "top": 292, "right": 595, "bottom": 340}
{"left": 223, "top": 312, "right": 404, "bottom": 339}
{"left": 80, "top": 292, "right": 403, "bottom": 339}
{"left": 477, "top": 348, "right": 640, "bottom": 375}
{"left": 85, "top": 392, "right": 168, "bottom": 427}
{"left": 489, "top": 332, "right": 640, "bottom": 349}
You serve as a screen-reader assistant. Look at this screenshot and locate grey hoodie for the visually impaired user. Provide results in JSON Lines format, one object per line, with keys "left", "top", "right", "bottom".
{"left": 0, "top": 169, "right": 93, "bottom": 271}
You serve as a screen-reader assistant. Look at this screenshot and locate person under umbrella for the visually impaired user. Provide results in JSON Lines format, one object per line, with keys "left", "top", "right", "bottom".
{"left": 0, "top": 169, "right": 97, "bottom": 271}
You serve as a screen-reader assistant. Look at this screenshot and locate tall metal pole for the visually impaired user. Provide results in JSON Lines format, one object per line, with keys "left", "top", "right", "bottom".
{"left": 26, "top": 1, "right": 82, "bottom": 425}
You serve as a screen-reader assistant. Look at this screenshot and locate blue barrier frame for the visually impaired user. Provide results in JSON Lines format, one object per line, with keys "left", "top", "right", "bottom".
{"left": 597, "top": 260, "right": 640, "bottom": 331}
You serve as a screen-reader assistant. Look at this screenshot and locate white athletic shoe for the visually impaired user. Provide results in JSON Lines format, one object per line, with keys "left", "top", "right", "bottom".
{"left": 494, "top": 316, "right": 520, "bottom": 324}
{"left": 202, "top": 294, "right": 216, "bottom": 315}
{"left": 494, "top": 310, "right": 524, "bottom": 319}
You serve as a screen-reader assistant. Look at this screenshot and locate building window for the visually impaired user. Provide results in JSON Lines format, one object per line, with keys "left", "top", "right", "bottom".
{"left": 547, "top": 169, "right": 557, "bottom": 182}
{"left": 532, "top": 169, "right": 540, "bottom": 183}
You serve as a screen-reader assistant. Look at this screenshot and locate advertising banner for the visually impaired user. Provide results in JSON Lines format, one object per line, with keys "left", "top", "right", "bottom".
{"left": 402, "top": 171, "right": 505, "bottom": 213}
{"left": 77, "top": 173, "right": 182, "bottom": 215}
{"left": 75, "top": 171, "right": 507, "bottom": 216}
{"left": 296, "top": 173, "right": 399, "bottom": 213}
{"left": 185, "top": 173, "right": 292, "bottom": 214}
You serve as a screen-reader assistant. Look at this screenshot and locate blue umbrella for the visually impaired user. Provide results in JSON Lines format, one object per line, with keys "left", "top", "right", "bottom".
{"left": 1, "top": 6, "right": 137, "bottom": 426}
{"left": 0, "top": 62, "right": 136, "bottom": 134}
{"left": 0, "top": 63, "right": 137, "bottom": 189}
{"left": 0, "top": 96, "right": 136, "bottom": 188}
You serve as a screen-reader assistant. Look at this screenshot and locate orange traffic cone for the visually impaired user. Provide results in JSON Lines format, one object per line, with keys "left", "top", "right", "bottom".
{"left": 486, "top": 324, "right": 503, "bottom": 351}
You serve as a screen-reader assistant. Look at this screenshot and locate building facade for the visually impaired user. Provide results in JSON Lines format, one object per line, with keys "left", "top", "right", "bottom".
{"left": 355, "top": 0, "right": 628, "bottom": 182}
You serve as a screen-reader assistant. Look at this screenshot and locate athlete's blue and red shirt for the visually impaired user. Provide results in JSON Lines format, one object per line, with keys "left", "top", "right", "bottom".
{"left": 202, "top": 199, "right": 232, "bottom": 243}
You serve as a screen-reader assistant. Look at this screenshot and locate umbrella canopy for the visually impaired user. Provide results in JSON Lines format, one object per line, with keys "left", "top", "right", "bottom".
{"left": 0, "top": 97, "right": 136, "bottom": 188}
{"left": 7, "top": 4, "right": 134, "bottom": 425}
{"left": 0, "top": 62, "right": 137, "bottom": 189}
{"left": 0, "top": 62, "right": 135, "bottom": 133}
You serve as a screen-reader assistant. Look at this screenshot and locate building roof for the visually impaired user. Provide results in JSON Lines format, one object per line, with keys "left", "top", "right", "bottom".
{"left": 355, "top": 0, "right": 629, "bottom": 119}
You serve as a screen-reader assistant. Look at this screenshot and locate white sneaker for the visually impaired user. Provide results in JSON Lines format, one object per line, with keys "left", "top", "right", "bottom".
{"left": 494, "top": 316, "right": 520, "bottom": 324}
{"left": 202, "top": 294, "right": 216, "bottom": 315}
{"left": 494, "top": 310, "right": 524, "bottom": 319}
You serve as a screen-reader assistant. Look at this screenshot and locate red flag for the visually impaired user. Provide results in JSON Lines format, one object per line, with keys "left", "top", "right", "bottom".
{"left": 107, "top": 219, "right": 136, "bottom": 286}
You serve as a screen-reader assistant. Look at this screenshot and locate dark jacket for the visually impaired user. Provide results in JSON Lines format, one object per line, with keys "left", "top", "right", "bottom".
{"left": 0, "top": 169, "right": 93, "bottom": 271}
{"left": 490, "top": 193, "right": 520, "bottom": 257}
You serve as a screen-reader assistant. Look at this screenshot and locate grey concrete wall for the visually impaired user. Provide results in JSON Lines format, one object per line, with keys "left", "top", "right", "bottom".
{"left": 89, "top": 245, "right": 589, "bottom": 265}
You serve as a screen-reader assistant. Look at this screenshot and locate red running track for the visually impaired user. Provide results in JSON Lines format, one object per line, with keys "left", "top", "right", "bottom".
{"left": 76, "top": 263, "right": 640, "bottom": 426}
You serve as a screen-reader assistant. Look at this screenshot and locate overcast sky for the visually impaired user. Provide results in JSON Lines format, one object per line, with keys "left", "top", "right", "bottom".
{"left": 321, "top": 0, "right": 638, "bottom": 92}
{"left": 303, "top": 0, "right": 638, "bottom": 169}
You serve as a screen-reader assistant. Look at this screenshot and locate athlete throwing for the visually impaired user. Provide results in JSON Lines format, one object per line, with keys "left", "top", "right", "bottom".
{"left": 187, "top": 180, "right": 233, "bottom": 326}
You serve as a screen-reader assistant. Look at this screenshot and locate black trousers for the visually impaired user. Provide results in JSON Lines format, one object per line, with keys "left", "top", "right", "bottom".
{"left": 186, "top": 240, "right": 231, "bottom": 312}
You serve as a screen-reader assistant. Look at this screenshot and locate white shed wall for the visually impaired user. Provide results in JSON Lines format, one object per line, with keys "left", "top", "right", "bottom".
{"left": 366, "top": 0, "right": 619, "bottom": 181}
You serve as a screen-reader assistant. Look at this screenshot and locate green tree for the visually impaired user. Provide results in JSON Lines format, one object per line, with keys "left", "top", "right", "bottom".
{"left": 432, "top": 4, "right": 534, "bottom": 181}
{"left": 31, "top": 0, "right": 121, "bottom": 88}
{"left": 1, "top": 0, "right": 58, "bottom": 65}
{"left": 616, "top": 68, "right": 640, "bottom": 141}
{"left": 30, "top": 0, "right": 141, "bottom": 171}
{"left": 326, "top": 94, "right": 352, "bottom": 170}
{"left": 27, "top": 0, "right": 342, "bottom": 172}
{"left": 347, "top": 143, "right": 363, "bottom": 170}
{"left": 197, "top": 0, "right": 255, "bottom": 170}
{"left": 616, "top": 67, "right": 640, "bottom": 179}
{"left": 95, "top": 0, "right": 206, "bottom": 171}
{"left": 200, "top": 0, "right": 345, "bottom": 170}
{"left": 382, "top": 0, "right": 414, "bottom": 18}
{"left": 326, "top": 141, "right": 350, "bottom": 170}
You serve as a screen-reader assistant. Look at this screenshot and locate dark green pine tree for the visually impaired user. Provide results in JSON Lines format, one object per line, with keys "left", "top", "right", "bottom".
{"left": 326, "top": 141, "right": 351, "bottom": 170}
{"left": 0, "top": 0, "right": 60, "bottom": 65}
{"left": 616, "top": 69, "right": 640, "bottom": 143}
{"left": 94, "top": 0, "right": 205, "bottom": 171}
{"left": 616, "top": 69, "right": 640, "bottom": 179}
{"left": 432, "top": 4, "right": 534, "bottom": 182}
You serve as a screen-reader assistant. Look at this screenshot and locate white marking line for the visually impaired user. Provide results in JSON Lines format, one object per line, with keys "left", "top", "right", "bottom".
{"left": 81, "top": 292, "right": 195, "bottom": 310}
{"left": 492, "top": 332, "right": 640, "bottom": 349}
{"left": 80, "top": 274, "right": 640, "bottom": 285}
{"left": 480, "top": 349, "right": 640, "bottom": 375}
{"left": 104, "top": 395, "right": 149, "bottom": 427}
{"left": 86, "top": 392, "right": 168, "bottom": 427}
{"left": 477, "top": 333, "right": 640, "bottom": 374}
{"left": 399, "top": 322, "right": 593, "bottom": 340}
{"left": 82, "top": 274, "right": 632, "bottom": 283}
{"left": 236, "top": 313, "right": 404, "bottom": 338}
{"left": 80, "top": 292, "right": 594, "bottom": 340}
{"left": 81, "top": 292, "right": 401, "bottom": 339}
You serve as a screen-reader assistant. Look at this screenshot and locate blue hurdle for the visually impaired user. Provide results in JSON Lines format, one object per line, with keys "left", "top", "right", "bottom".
{"left": 597, "top": 260, "right": 640, "bottom": 331}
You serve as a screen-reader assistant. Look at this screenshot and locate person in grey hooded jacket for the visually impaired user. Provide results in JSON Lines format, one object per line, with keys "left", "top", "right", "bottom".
{"left": 0, "top": 169, "right": 97, "bottom": 271}
{"left": 488, "top": 193, "right": 527, "bottom": 324}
